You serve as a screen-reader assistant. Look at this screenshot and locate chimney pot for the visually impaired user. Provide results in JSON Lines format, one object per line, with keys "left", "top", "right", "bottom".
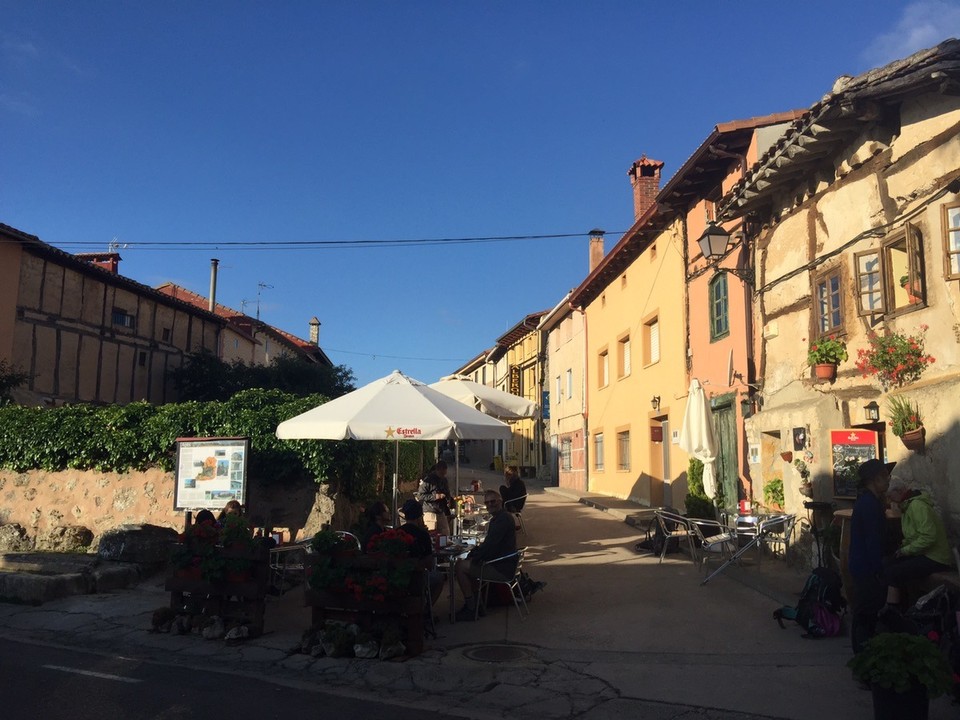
{"left": 628, "top": 155, "right": 664, "bottom": 220}
{"left": 589, "top": 229, "right": 605, "bottom": 272}
{"left": 309, "top": 317, "right": 321, "bottom": 345}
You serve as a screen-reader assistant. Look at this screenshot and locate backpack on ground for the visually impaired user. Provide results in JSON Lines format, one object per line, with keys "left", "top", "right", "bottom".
{"left": 773, "top": 567, "right": 846, "bottom": 638}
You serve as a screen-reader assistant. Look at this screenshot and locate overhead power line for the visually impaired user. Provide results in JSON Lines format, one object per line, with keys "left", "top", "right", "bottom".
{"left": 7, "top": 231, "right": 626, "bottom": 251}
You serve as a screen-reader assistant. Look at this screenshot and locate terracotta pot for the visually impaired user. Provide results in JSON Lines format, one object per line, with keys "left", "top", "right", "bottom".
{"left": 799, "top": 482, "right": 814, "bottom": 498}
{"left": 176, "top": 565, "right": 202, "bottom": 580}
{"left": 780, "top": 451, "right": 793, "bottom": 462}
{"left": 900, "top": 426, "right": 925, "bottom": 452}
{"left": 225, "top": 570, "right": 252, "bottom": 584}
{"left": 813, "top": 363, "right": 837, "bottom": 381}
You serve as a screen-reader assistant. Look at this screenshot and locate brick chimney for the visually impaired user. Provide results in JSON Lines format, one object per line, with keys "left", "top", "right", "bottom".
{"left": 75, "top": 252, "right": 121, "bottom": 274}
{"left": 589, "top": 229, "right": 605, "bottom": 272}
{"left": 308, "top": 317, "right": 320, "bottom": 345}
{"left": 628, "top": 155, "right": 664, "bottom": 220}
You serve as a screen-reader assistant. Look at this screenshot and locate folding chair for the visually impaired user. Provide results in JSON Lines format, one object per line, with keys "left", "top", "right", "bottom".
{"left": 476, "top": 547, "right": 529, "bottom": 620}
{"left": 653, "top": 510, "right": 697, "bottom": 563}
{"left": 760, "top": 514, "right": 797, "bottom": 561}
{"left": 509, "top": 494, "right": 528, "bottom": 533}
{"left": 701, "top": 513, "right": 795, "bottom": 585}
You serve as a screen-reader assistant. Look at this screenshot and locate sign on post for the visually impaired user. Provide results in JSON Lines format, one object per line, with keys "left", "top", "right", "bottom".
{"left": 174, "top": 437, "right": 249, "bottom": 511}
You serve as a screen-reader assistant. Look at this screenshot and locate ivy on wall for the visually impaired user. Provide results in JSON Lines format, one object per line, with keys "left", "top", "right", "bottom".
{"left": 0, "top": 388, "right": 430, "bottom": 501}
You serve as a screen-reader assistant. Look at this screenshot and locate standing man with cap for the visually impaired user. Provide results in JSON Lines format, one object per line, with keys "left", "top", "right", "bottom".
{"left": 849, "top": 458, "right": 895, "bottom": 654}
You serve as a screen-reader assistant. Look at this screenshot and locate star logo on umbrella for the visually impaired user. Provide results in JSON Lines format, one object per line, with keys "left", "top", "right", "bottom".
{"left": 385, "top": 426, "right": 395, "bottom": 438}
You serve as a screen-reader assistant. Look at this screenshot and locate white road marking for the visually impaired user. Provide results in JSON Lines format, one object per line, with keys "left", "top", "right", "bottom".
{"left": 42, "top": 664, "right": 142, "bottom": 683}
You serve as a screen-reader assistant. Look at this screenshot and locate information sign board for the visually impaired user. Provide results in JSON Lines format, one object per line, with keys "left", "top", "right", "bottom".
{"left": 174, "top": 437, "right": 249, "bottom": 511}
{"left": 830, "top": 429, "right": 878, "bottom": 499}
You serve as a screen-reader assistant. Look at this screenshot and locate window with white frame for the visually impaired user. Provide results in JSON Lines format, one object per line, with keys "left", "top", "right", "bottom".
{"left": 854, "top": 222, "right": 925, "bottom": 316}
{"left": 594, "top": 433, "right": 604, "bottom": 471}
{"left": 814, "top": 267, "right": 843, "bottom": 334}
{"left": 616, "top": 430, "right": 630, "bottom": 471}
{"left": 941, "top": 202, "right": 960, "bottom": 279}
{"left": 644, "top": 317, "right": 660, "bottom": 365}
{"left": 618, "top": 335, "right": 631, "bottom": 378}
{"left": 565, "top": 368, "right": 573, "bottom": 398}
{"left": 560, "top": 438, "right": 572, "bottom": 471}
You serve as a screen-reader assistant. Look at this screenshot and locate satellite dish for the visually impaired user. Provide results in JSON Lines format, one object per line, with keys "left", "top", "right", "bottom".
{"left": 726, "top": 349, "right": 734, "bottom": 387}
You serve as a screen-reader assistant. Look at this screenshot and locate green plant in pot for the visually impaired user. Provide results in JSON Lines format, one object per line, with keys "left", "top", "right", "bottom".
{"left": 310, "top": 528, "right": 357, "bottom": 555}
{"left": 848, "top": 632, "right": 953, "bottom": 718}
{"left": 219, "top": 513, "right": 254, "bottom": 550}
{"left": 807, "top": 336, "right": 848, "bottom": 365}
{"left": 762, "top": 476, "right": 784, "bottom": 510}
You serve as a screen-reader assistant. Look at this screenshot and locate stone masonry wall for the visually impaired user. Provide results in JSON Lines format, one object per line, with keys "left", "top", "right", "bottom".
{"left": 0, "top": 468, "right": 338, "bottom": 547}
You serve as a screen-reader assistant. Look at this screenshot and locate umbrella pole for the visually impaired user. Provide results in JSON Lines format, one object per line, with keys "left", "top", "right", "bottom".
{"left": 455, "top": 440, "right": 460, "bottom": 495}
{"left": 392, "top": 441, "right": 399, "bottom": 528}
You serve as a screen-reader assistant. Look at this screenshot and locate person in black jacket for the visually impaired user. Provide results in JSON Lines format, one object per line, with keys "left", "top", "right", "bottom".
{"left": 454, "top": 490, "right": 518, "bottom": 620}
{"left": 499, "top": 465, "right": 527, "bottom": 513}
{"left": 416, "top": 461, "right": 453, "bottom": 535}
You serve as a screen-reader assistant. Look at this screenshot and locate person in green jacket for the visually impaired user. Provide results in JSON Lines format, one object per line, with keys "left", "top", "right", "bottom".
{"left": 884, "top": 478, "right": 953, "bottom": 608}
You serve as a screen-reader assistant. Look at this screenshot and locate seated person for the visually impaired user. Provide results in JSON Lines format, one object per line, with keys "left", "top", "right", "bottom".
{"left": 217, "top": 500, "right": 243, "bottom": 524}
{"left": 399, "top": 498, "right": 445, "bottom": 605}
{"left": 500, "top": 465, "right": 527, "bottom": 513}
{"left": 883, "top": 478, "right": 953, "bottom": 609}
{"left": 454, "top": 490, "right": 518, "bottom": 620}
{"left": 359, "top": 501, "right": 390, "bottom": 553}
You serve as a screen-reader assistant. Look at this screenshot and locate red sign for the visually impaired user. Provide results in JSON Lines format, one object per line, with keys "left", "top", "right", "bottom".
{"left": 830, "top": 429, "right": 876, "bottom": 446}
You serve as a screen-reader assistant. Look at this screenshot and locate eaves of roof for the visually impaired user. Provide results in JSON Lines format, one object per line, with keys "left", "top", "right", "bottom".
{"left": 537, "top": 291, "right": 574, "bottom": 333}
{"left": 453, "top": 349, "right": 493, "bottom": 376}
{"left": 496, "top": 311, "right": 549, "bottom": 347}
{"left": 569, "top": 111, "right": 804, "bottom": 309}
{"left": 718, "top": 38, "right": 960, "bottom": 220}
{"left": 1, "top": 223, "right": 226, "bottom": 326}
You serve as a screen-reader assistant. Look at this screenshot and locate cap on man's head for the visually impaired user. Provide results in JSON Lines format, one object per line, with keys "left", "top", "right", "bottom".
{"left": 858, "top": 459, "right": 896, "bottom": 484}
{"left": 400, "top": 498, "right": 423, "bottom": 520}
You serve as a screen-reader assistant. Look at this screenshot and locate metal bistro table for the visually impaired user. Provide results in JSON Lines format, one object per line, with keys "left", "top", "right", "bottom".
{"left": 701, "top": 513, "right": 795, "bottom": 586}
{"left": 435, "top": 537, "right": 475, "bottom": 623}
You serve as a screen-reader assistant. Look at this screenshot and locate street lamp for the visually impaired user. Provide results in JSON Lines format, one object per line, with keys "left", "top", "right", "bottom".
{"left": 697, "top": 221, "right": 754, "bottom": 285}
{"left": 651, "top": 395, "right": 661, "bottom": 411}
{"left": 864, "top": 401, "right": 880, "bottom": 422}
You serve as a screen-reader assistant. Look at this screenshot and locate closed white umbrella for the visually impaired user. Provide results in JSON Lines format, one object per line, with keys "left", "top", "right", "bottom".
{"left": 276, "top": 370, "right": 512, "bottom": 523}
{"left": 679, "top": 379, "right": 719, "bottom": 500}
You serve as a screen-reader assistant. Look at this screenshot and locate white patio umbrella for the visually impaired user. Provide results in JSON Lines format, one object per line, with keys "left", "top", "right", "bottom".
{"left": 679, "top": 379, "right": 719, "bottom": 501}
{"left": 428, "top": 374, "right": 538, "bottom": 493}
{"left": 428, "top": 375, "right": 538, "bottom": 420}
{"left": 275, "top": 370, "right": 512, "bottom": 524}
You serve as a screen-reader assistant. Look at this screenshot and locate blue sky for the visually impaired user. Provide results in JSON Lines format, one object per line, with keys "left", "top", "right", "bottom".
{"left": 2, "top": 1, "right": 959, "bottom": 388}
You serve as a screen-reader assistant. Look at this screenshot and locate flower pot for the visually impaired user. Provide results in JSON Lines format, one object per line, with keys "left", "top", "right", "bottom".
{"left": 813, "top": 363, "right": 837, "bottom": 381}
{"left": 225, "top": 570, "right": 252, "bottom": 584}
{"left": 870, "top": 682, "right": 928, "bottom": 720}
{"left": 799, "top": 482, "right": 814, "bottom": 498}
{"left": 900, "top": 426, "right": 925, "bottom": 452}
{"left": 780, "top": 451, "right": 793, "bottom": 462}
{"left": 176, "top": 565, "right": 202, "bottom": 581}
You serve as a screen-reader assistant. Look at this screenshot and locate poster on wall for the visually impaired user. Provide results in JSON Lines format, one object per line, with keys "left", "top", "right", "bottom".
{"left": 174, "top": 437, "right": 249, "bottom": 511}
{"left": 830, "top": 429, "right": 878, "bottom": 499}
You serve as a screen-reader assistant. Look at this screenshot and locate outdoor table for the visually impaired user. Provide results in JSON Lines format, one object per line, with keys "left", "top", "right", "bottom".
{"left": 435, "top": 537, "right": 475, "bottom": 623}
{"left": 701, "top": 513, "right": 793, "bottom": 586}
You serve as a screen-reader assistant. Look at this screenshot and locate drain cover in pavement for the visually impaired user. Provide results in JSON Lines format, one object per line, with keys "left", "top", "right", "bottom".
{"left": 463, "top": 645, "right": 531, "bottom": 662}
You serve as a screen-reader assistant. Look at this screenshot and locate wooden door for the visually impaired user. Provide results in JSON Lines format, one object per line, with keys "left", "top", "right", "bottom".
{"left": 713, "top": 401, "right": 739, "bottom": 511}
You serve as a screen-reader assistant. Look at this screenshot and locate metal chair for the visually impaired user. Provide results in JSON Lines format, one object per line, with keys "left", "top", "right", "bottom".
{"left": 653, "top": 510, "right": 698, "bottom": 563}
{"left": 688, "top": 517, "right": 738, "bottom": 572}
{"left": 701, "top": 513, "right": 796, "bottom": 585}
{"left": 509, "top": 494, "right": 528, "bottom": 533}
{"left": 476, "top": 547, "right": 529, "bottom": 620}
{"left": 759, "top": 514, "right": 796, "bottom": 561}
{"left": 268, "top": 530, "right": 360, "bottom": 594}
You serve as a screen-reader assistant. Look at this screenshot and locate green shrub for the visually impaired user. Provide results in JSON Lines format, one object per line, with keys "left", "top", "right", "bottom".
{"left": 762, "top": 476, "right": 784, "bottom": 509}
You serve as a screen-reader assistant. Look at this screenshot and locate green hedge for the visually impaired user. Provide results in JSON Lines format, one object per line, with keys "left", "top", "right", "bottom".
{"left": 0, "top": 388, "right": 427, "bottom": 501}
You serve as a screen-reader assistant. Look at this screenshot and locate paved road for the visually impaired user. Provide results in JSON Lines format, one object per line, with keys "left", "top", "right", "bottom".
{"left": 1, "top": 473, "right": 956, "bottom": 720}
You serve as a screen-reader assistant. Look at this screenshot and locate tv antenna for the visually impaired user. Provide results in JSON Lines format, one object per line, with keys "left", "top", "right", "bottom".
{"left": 108, "top": 236, "right": 128, "bottom": 252}
{"left": 255, "top": 282, "right": 273, "bottom": 321}
{"left": 239, "top": 299, "right": 251, "bottom": 315}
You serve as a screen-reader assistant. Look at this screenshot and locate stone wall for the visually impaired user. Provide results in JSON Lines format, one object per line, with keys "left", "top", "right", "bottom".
{"left": 0, "top": 468, "right": 343, "bottom": 547}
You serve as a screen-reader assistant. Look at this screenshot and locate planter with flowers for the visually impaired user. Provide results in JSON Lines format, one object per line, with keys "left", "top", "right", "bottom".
{"left": 888, "top": 395, "right": 925, "bottom": 452}
{"left": 807, "top": 336, "right": 848, "bottom": 381}
{"left": 304, "top": 527, "right": 426, "bottom": 656}
{"left": 848, "top": 632, "right": 954, "bottom": 720}
{"left": 856, "top": 325, "right": 935, "bottom": 389}
{"left": 899, "top": 274, "right": 923, "bottom": 304}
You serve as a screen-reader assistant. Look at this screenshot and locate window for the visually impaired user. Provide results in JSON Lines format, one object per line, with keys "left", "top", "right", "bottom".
{"left": 594, "top": 433, "right": 604, "bottom": 471}
{"left": 560, "top": 438, "right": 572, "bottom": 471}
{"left": 555, "top": 375, "right": 561, "bottom": 404}
{"left": 709, "top": 274, "right": 730, "bottom": 340}
{"left": 941, "top": 202, "right": 960, "bottom": 279}
{"left": 814, "top": 268, "right": 843, "bottom": 334}
{"left": 111, "top": 308, "right": 135, "bottom": 329}
{"left": 565, "top": 368, "right": 573, "bottom": 398}
{"left": 138, "top": 351, "right": 146, "bottom": 367}
{"left": 643, "top": 317, "right": 660, "bottom": 365}
{"left": 854, "top": 222, "right": 925, "bottom": 316}
{"left": 161, "top": 327, "right": 171, "bottom": 342}
{"left": 598, "top": 349, "right": 609, "bottom": 387}
{"left": 617, "top": 430, "right": 630, "bottom": 471}
{"left": 620, "top": 273, "right": 627, "bottom": 289}
{"left": 617, "top": 335, "right": 631, "bottom": 378}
